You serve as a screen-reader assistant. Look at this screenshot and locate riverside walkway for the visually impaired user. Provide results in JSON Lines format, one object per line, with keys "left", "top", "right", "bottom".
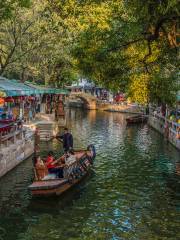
{"left": 67, "top": 92, "right": 142, "bottom": 113}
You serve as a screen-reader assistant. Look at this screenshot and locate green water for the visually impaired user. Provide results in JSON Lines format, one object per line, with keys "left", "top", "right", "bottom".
{"left": 0, "top": 109, "right": 179, "bottom": 240}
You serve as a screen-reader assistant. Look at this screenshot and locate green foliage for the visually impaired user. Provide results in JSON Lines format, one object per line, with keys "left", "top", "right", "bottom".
{"left": 0, "top": 0, "right": 31, "bottom": 20}
{"left": 128, "top": 73, "right": 150, "bottom": 105}
{"left": 72, "top": 0, "right": 179, "bottom": 104}
{"left": 0, "top": 0, "right": 179, "bottom": 103}
{"left": 0, "top": 0, "right": 77, "bottom": 86}
{"left": 149, "top": 66, "right": 179, "bottom": 106}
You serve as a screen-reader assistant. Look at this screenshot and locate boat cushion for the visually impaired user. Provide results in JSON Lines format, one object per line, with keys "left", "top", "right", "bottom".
{"left": 42, "top": 174, "right": 57, "bottom": 180}
{"left": 28, "top": 179, "right": 68, "bottom": 190}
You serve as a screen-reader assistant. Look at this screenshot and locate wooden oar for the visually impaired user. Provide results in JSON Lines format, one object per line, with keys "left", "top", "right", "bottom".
{"left": 32, "top": 129, "right": 41, "bottom": 180}
{"left": 54, "top": 135, "right": 63, "bottom": 143}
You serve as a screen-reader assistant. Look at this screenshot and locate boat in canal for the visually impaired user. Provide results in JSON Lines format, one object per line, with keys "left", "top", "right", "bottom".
{"left": 28, "top": 145, "right": 96, "bottom": 196}
{"left": 126, "top": 114, "right": 148, "bottom": 124}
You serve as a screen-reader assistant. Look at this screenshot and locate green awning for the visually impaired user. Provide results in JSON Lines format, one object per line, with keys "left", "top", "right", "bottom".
{"left": 0, "top": 77, "right": 37, "bottom": 96}
{"left": 25, "top": 82, "right": 69, "bottom": 95}
{"left": 0, "top": 77, "right": 69, "bottom": 96}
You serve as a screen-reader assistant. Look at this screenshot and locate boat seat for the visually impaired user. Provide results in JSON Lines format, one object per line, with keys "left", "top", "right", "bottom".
{"left": 42, "top": 174, "right": 56, "bottom": 180}
{"left": 28, "top": 179, "right": 68, "bottom": 190}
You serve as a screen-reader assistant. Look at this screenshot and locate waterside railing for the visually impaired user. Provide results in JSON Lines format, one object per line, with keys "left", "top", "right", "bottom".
{"left": 149, "top": 112, "right": 180, "bottom": 149}
{"left": 0, "top": 122, "right": 25, "bottom": 147}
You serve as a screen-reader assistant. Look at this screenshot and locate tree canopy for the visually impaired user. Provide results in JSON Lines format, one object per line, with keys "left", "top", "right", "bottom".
{"left": 0, "top": 0, "right": 179, "bottom": 105}
{"left": 0, "top": 0, "right": 31, "bottom": 20}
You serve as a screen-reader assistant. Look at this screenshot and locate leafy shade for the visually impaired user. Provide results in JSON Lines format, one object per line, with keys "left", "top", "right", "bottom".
{"left": 72, "top": 0, "right": 179, "bottom": 104}
{"left": 128, "top": 73, "right": 150, "bottom": 105}
{"left": 0, "top": 0, "right": 31, "bottom": 20}
{"left": 0, "top": 0, "right": 179, "bottom": 104}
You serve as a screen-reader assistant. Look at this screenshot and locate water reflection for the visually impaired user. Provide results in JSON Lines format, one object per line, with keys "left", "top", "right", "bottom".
{"left": 0, "top": 109, "right": 179, "bottom": 240}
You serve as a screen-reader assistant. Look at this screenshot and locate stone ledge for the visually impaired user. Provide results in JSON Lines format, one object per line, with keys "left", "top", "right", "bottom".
{"left": 0, "top": 130, "right": 34, "bottom": 178}
{"left": 148, "top": 115, "right": 180, "bottom": 150}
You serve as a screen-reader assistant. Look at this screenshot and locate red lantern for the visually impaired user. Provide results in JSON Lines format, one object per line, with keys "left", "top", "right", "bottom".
{"left": 5, "top": 97, "right": 14, "bottom": 103}
{"left": 0, "top": 98, "right": 5, "bottom": 104}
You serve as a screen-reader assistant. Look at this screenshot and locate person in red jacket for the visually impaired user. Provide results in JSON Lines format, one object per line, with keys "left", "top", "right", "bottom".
{"left": 45, "top": 151, "right": 64, "bottom": 178}
{"left": 46, "top": 151, "right": 56, "bottom": 170}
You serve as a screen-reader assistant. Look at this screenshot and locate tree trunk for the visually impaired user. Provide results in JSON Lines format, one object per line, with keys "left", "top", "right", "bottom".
{"left": 44, "top": 73, "right": 50, "bottom": 86}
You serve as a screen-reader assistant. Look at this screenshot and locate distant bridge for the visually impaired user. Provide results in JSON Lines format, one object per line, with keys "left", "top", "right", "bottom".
{"left": 69, "top": 92, "right": 98, "bottom": 109}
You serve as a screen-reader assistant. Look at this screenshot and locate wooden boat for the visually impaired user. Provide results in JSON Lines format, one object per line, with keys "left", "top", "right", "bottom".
{"left": 28, "top": 145, "right": 96, "bottom": 196}
{"left": 126, "top": 115, "right": 148, "bottom": 124}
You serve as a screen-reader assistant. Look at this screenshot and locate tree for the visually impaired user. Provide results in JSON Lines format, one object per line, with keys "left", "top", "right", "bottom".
{"left": 0, "top": 0, "right": 31, "bottom": 20}
{"left": 0, "top": 0, "right": 179, "bottom": 102}
{"left": 149, "top": 65, "right": 178, "bottom": 106}
{"left": 71, "top": 0, "right": 179, "bottom": 103}
{"left": 1, "top": 0, "right": 78, "bottom": 86}
{"left": 128, "top": 73, "right": 150, "bottom": 105}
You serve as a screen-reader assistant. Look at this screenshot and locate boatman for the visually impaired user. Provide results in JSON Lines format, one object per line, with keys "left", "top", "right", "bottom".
{"left": 56, "top": 127, "right": 73, "bottom": 153}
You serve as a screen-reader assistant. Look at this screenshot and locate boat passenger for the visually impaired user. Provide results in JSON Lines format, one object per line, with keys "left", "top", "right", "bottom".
{"left": 56, "top": 127, "right": 73, "bottom": 153}
{"left": 46, "top": 151, "right": 64, "bottom": 178}
{"left": 35, "top": 156, "right": 48, "bottom": 180}
{"left": 66, "top": 150, "right": 77, "bottom": 166}
{"left": 46, "top": 151, "right": 56, "bottom": 170}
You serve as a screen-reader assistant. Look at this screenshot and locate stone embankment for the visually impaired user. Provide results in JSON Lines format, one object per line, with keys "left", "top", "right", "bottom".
{"left": 97, "top": 102, "right": 142, "bottom": 114}
{"left": 0, "top": 127, "right": 34, "bottom": 178}
{"left": 148, "top": 113, "right": 180, "bottom": 150}
{"left": 0, "top": 113, "right": 63, "bottom": 178}
{"left": 66, "top": 92, "right": 142, "bottom": 113}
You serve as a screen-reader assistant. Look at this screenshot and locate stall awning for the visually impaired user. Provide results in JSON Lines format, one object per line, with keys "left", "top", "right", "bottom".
{"left": 0, "top": 77, "right": 69, "bottom": 96}
{"left": 0, "top": 77, "right": 37, "bottom": 96}
{"left": 25, "top": 82, "right": 69, "bottom": 95}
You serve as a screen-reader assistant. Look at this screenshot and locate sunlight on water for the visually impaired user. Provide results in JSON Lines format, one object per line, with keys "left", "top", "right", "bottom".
{"left": 0, "top": 109, "right": 179, "bottom": 240}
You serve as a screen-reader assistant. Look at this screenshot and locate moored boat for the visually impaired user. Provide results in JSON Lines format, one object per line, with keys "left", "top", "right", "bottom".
{"left": 126, "top": 115, "right": 148, "bottom": 124}
{"left": 28, "top": 145, "right": 96, "bottom": 196}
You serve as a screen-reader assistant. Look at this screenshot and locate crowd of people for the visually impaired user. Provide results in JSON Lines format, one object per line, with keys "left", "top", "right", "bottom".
{"left": 0, "top": 94, "right": 65, "bottom": 124}
{"left": 152, "top": 105, "right": 180, "bottom": 124}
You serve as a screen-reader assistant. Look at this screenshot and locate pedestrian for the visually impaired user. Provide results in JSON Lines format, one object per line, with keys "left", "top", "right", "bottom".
{"left": 56, "top": 127, "right": 73, "bottom": 153}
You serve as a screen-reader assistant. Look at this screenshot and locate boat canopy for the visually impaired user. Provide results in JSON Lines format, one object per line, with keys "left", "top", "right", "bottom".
{"left": 0, "top": 77, "right": 69, "bottom": 96}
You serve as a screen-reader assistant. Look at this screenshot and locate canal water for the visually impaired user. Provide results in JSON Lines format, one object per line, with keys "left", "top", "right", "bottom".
{"left": 0, "top": 109, "right": 179, "bottom": 240}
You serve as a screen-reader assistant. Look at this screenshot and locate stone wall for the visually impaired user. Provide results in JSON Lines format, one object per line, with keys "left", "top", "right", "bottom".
{"left": 97, "top": 102, "right": 142, "bottom": 113}
{"left": 0, "top": 130, "right": 34, "bottom": 178}
{"left": 148, "top": 114, "right": 180, "bottom": 150}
